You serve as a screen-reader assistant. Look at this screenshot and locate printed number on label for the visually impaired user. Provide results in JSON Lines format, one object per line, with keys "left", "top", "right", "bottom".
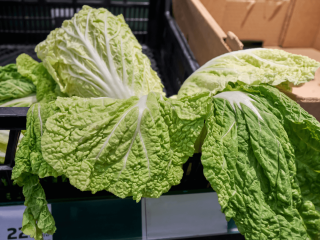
{"left": 7, "top": 228, "right": 28, "bottom": 239}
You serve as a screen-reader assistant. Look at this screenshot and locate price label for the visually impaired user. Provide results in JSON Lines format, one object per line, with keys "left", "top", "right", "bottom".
{"left": 0, "top": 204, "right": 53, "bottom": 240}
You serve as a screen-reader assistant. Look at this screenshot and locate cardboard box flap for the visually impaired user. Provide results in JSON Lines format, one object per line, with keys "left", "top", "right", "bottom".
{"left": 173, "top": 0, "right": 231, "bottom": 65}
{"left": 226, "top": 31, "right": 244, "bottom": 51}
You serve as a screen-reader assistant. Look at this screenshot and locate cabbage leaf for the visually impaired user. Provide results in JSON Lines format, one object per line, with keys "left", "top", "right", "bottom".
{"left": 0, "top": 63, "right": 28, "bottom": 82}
{"left": 16, "top": 54, "right": 65, "bottom": 103}
{"left": 35, "top": 6, "right": 163, "bottom": 99}
{"left": 12, "top": 92, "right": 209, "bottom": 239}
{"left": 0, "top": 79, "right": 35, "bottom": 102}
{"left": 178, "top": 49, "right": 320, "bottom": 98}
{"left": 39, "top": 92, "right": 209, "bottom": 200}
{"left": 201, "top": 86, "right": 320, "bottom": 239}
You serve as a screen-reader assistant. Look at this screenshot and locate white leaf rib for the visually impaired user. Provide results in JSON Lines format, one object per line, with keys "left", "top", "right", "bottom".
{"left": 61, "top": 27, "right": 81, "bottom": 40}
{"left": 73, "top": 14, "right": 117, "bottom": 92}
{"left": 247, "top": 53, "right": 289, "bottom": 68}
{"left": 58, "top": 45, "right": 94, "bottom": 67}
{"left": 109, "top": 22, "right": 121, "bottom": 41}
{"left": 142, "top": 58, "right": 147, "bottom": 95}
{"left": 68, "top": 54, "right": 112, "bottom": 94}
{"left": 84, "top": 9, "right": 91, "bottom": 40}
{"left": 96, "top": 104, "right": 139, "bottom": 159}
{"left": 66, "top": 12, "right": 128, "bottom": 99}
{"left": 0, "top": 94, "right": 36, "bottom": 107}
{"left": 118, "top": 95, "right": 148, "bottom": 178}
{"left": 221, "top": 120, "right": 235, "bottom": 140}
{"left": 146, "top": 107, "right": 155, "bottom": 123}
{"left": 38, "top": 104, "right": 43, "bottom": 136}
{"left": 167, "top": 149, "right": 174, "bottom": 169}
{"left": 104, "top": 12, "right": 130, "bottom": 99}
{"left": 59, "top": 27, "right": 113, "bottom": 95}
{"left": 6, "top": 81, "right": 26, "bottom": 93}
{"left": 67, "top": 68, "right": 109, "bottom": 96}
{"left": 131, "top": 49, "right": 135, "bottom": 91}
{"left": 120, "top": 35, "right": 128, "bottom": 86}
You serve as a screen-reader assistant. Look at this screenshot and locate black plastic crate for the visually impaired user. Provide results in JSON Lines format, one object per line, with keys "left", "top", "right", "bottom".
{"left": 0, "top": 0, "right": 209, "bottom": 204}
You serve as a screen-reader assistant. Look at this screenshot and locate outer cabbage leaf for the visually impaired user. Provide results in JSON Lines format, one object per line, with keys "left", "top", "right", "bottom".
{"left": 19, "top": 173, "right": 56, "bottom": 240}
{"left": 12, "top": 102, "right": 59, "bottom": 183}
{"left": 16, "top": 54, "right": 65, "bottom": 103}
{"left": 41, "top": 93, "right": 209, "bottom": 201}
{"left": 178, "top": 49, "right": 320, "bottom": 98}
{"left": 35, "top": 6, "right": 163, "bottom": 99}
{"left": 0, "top": 94, "right": 37, "bottom": 107}
{"left": 0, "top": 79, "right": 36, "bottom": 101}
{"left": 239, "top": 84, "right": 320, "bottom": 239}
{"left": 12, "top": 103, "right": 59, "bottom": 240}
{"left": 202, "top": 87, "right": 320, "bottom": 239}
{"left": 16, "top": 54, "right": 39, "bottom": 83}
{"left": 0, "top": 63, "right": 28, "bottom": 82}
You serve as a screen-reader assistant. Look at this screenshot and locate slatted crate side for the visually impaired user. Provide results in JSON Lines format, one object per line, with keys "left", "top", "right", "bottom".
{"left": 0, "top": 0, "right": 149, "bottom": 44}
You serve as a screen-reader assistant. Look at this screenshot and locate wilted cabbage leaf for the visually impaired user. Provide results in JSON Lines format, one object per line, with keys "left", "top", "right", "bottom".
{"left": 35, "top": 6, "right": 163, "bottom": 99}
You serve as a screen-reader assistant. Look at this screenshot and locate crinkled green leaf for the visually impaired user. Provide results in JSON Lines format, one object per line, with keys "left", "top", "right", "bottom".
{"left": 0, "top": 79, "right": 36, "bottom": 101}
{"left": 16, "top": 54, "right": 65, "bottom": 103}
{"left": 20, "top": 173, "right": 56, "bottom": 240}
{"left": 13, "top": 102, "right": 59, "bottom": 183}
{"left": 178, "top": 49, "right": 320, "bottom": 98}
{"left": 201, "top": 86, "right": 320, "bottom": 239}
{"left": 12, "top": 92, "right": 209, "bottom": 239}
{"left": 35, "top": 6, "right": 163, "bottom": 99}
{"left": 239, "top": 84, "right": 320, "bottom": 239}
{"left": 16, "top": 54, "right": 39, "bottom": 84}
{"left": 0, "top": 94, "right": 37, "bottom": 107}
{"left": 40, "top": 93, "right": 209, "bottom": 201}
{"left": 0, "top": 63, "right": 28, "bottom": 82}
{"left": 12, "top": 103, "right": 58, "bottom": 239}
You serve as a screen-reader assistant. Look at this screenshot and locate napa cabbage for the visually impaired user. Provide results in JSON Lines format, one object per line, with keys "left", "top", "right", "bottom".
{"left": 35, "top": 6, "right": 163, "bottom": 99}
{"left": 11, "top": 6, "right": 207, "bottom": 240}
{"left": 178, "top": 49, "right": 320, "bottom": 239}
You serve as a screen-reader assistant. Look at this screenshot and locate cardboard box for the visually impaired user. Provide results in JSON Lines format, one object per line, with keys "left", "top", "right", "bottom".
{"left": 201, "top": 0, "right": 291, "bottom": 46}
{"left": 173, "top": 0, "right": 320, "bottom": 120}
{"left": 172, "top": 0, "right": 243, "bottom": 66}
